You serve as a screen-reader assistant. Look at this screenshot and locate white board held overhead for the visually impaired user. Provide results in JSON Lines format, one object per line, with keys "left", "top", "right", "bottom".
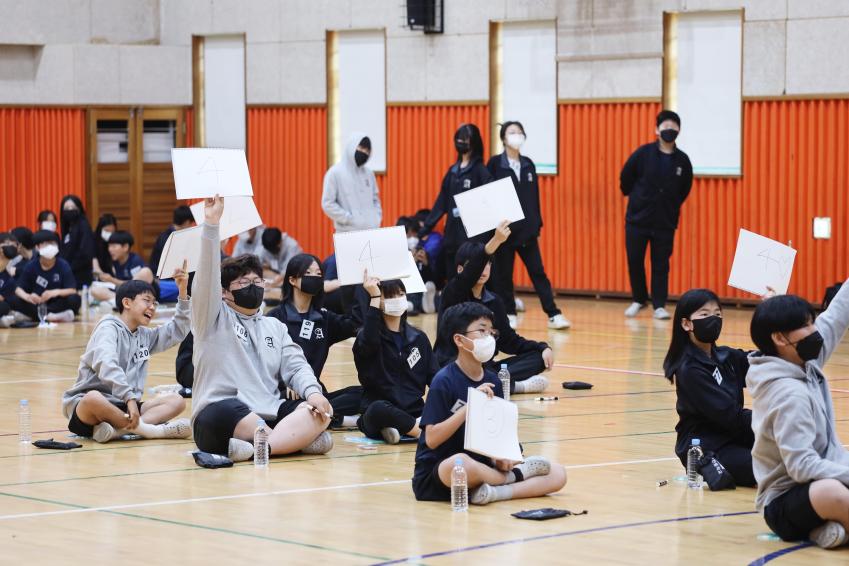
{"left": 156, "top": 226, "right": 204, "bottom": 279}
{"left": 189, "top": 196, "right": 262, "bottom": 241}
{"left": 171, "top": 148, "right": 254, "bottom": 200}
{"left": 464, "top": 387, "right": 523, "bottom": 462}
{"left": 728, "top": 228, "right": 796, "bottom": 296}
{"left": 453, "top": 177, "right": 525, "bottom": 238}
{"left": 333, "top": 226, "right": 411, "bottom": 286}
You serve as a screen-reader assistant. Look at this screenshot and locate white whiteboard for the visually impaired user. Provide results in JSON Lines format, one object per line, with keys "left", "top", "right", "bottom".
{"left": 337, "top": 30, "right": 386, "bottom": 172}
{"left": 668, "top": 12, "right": 742, "bottom": 176}
{"left": 501, "top": 21, "right": 557, "bottom": 175}
{"left": 204, "top": 35, "right": 246, "bottom": 150}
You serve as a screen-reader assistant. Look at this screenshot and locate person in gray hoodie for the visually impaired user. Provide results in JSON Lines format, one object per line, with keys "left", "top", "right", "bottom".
{"left": 62, "top": 270, "right": 192, "bottom": 444}
{"left": 748, "top": 279, "right": 849, "bottom": 549}
{"left": 190, "top": 195, "right": 334, "bottom": 462}
{"left": 321, "top": 132, "right": 382, "bottom": 233}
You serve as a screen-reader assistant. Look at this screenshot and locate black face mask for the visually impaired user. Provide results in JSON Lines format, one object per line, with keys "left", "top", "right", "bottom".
{"left": 660, "top": 129, "right": 679, "bottom": 143}
{"left": 354, "top": 150, "right": 369, "bottom": 167}
{"left": 455, "top": 140, "right": 470, "bottom": 154}
{"left": 62, "top": 209, "right": 80, "bottom": 224}
{"left": 2, "top": 245, "right": 17, "bottom": 260}
{"left": 788, "top": 330, "right": 824, "bottom": 362}
{"left": 299, "top": 275, "right": 323, "bottom": 296}
{"left": 230, "top": 284, "right": 264, "bottom": 310}
{"left": 690, "top": 315, "right": 722, "bottom": 344}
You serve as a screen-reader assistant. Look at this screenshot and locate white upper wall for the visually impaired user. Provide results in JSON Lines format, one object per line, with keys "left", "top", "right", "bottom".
{"left": 1, "top": 0, "right": 848, "bottom": 105}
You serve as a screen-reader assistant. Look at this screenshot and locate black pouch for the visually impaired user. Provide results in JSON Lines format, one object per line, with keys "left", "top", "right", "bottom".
{"left": 562, "top": 381, "right": 593, "bottom": 390}
{"left": 11, "top": 321, "right": 38, "bottom": 329}
{"left": 192, "top": 451, "right": 234, "bottom": 469}
{"left": 512, "top": 508, "right": 588, "bottom": 521}
{"left": 698, "top": 452, "right": 736, "bottom": 491}
{"left": 32, "top": 439, "right": 82, "bottom": 450}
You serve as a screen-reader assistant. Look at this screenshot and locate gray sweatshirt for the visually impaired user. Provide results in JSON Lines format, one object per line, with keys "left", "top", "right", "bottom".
{"left": 61, "top": 299, "right": 191, "bottom": 418}
{"left": 747, "top": 277, "right": 849, "bottom": 511}
{"left": 321, "top": 131, "right": 382, "bottom": 232}
{"left": 190, "top": 222, "right": 322, "bottom": 423}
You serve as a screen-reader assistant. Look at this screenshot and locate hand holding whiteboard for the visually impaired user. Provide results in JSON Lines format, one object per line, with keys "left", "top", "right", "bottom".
{"left": 728, "top": 229, "right": 796, "bottom": 295}
{"left": 333, "top": 226, "right": 411, "bottom": 285}
{"left": 172, "top": 148, "right": 254, "bottom": 199}
{"left": 463, "top": 387, "right": 523, "bottom": 462}
{"left": 189, "top": 196, "right": 262, "bottom": 241}
{"left": 156, "top": 226, "right": 203, "bottom": 279}
{"left": 453, "top": 177, "right": 525, "bottom": 237}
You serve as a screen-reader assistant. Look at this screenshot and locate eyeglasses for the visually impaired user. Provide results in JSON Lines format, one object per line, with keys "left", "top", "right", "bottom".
{"left": 139, "top": 297, "right": 159, "bottom": 308}
{"left": 463, "top": 328, "right": 499, "bottom": 340}
{"left": 232, "top": 277, "right": 270, "bottom": 289}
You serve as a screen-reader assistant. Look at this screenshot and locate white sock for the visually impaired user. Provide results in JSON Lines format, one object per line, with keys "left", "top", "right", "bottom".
{"left": 342, "top": 415, "right": 359, "bottom": 428}
{"left": 130, "top": 419, "right": 164, "bottom": 439}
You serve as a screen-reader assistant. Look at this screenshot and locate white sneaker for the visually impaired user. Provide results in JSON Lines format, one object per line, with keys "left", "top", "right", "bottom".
{"left": 514, "top": 296, "right": 525, "bottom": 312}
{"left": 422, "top": 281, "right": 437, "bottom": 314}
{"left": 160, "top": 418, "right": 191, "bottom": 439}
{"left": 470, "top": 483, "right": 496, "bottom": 505}
{"left": 92, "top": 422, "right": 117, "bottom": 444}
{"left": 12, "top": 310, "right": 31, "bottom": 323}
{"left": 514, "top": 455, "right": 551, "bottom": 480}
{"left": 624, "top": 302, "right": 645, "bottom": 318}
{"left": 45, "top": 309, "right": 75, "bottom": 323}
{"left": 227, "top": 438, "right": 255, "bottom": 462}
{"left": 507, "top": 314, "right": 518, "bottom": 329}
{"left": 810, "top": 521, "right": 849, "bottom": 549}
{"left": 514, "top": 375, "right": 549, "bottom": 394}
{"left": 302, "top": 431, "right": 334, "bottom": 454}
{"left": 548, "top": 314, "right": 571, "bottom": 330}
{"left": 653, "top": 307, "right": 671, "bottom": 320}
{"left": 0, "top": 314, "right": 14, "bottom": 328}
{"left": 380, "top": 427, "right": 401, "bottom": 445}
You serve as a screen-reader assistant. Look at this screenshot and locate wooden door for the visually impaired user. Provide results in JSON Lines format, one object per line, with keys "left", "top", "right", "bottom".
{"left": 88, "top": 107, "right": 186, "bottom": 263}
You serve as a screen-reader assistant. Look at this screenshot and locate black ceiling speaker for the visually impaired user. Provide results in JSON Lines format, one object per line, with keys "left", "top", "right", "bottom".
{"left": 406, "top": 0, "right": 443, "bottom": 34}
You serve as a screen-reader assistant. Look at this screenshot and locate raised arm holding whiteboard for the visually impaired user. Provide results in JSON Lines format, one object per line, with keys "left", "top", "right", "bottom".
{"left": 172, "top": 148, "right": 254, "bottom": 199}
{"left": 333, "top": 226, "right": 411, "bottom": 286}
{"left": 728, "top": 229, "right": 796, "bottom": 295}
{"left": 453, "top": 177, "right": 525, "bottom": 238}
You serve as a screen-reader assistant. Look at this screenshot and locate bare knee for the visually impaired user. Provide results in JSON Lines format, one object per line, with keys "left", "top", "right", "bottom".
{"left": 548, "top": 464, "right": 568, "bottom": 491}
{"left": 166, "top": 393, "right": 186, "bottom": 413}
{"left": 810, "top": 478, "right": 849, "bottom": 502}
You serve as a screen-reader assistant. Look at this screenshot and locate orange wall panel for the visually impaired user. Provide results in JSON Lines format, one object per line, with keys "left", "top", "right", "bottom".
{"left": 0, "top": 108, "right": 86, "bottom": 230}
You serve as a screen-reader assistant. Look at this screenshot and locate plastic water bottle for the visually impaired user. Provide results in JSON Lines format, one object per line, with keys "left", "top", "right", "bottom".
{"left": 81, "top": 285, "right": 89, "bottom": 315}
{"left": 19, "top": 399, "right": 31, "bottom": 443}
{"left": 451, "top": 458, "right": 468, "bottom": 512}
{"left": 498, "top": 363, "right": 511, "bottom": 402}
{"left": 254, "top": 419, "right": 269, "bottom": 468}
{"left": 687, "top": 438, "right": 704, "bottom": 489}
{"left": 148, "top": 384, "right": 182, "bottom": 396}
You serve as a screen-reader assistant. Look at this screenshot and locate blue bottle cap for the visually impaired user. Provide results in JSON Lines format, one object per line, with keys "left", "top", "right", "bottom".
{"left": 455, "top": 458, "right": 463, "bottom": 467}
{"left": 691, "top": 438, "right": 700, "bottom": 446}
{"left": 20, "top": 399, "right": 28, "bottom": 405}
{"left": 501, "top": 363, "right": 508, "bottom": 369}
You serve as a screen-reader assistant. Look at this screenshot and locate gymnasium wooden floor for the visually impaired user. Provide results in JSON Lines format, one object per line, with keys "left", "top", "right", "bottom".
{"left": 1, "top": 296, "right": 848, "bottom": 565}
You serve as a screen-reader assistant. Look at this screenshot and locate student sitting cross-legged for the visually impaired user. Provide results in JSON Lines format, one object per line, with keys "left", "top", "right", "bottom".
{"left": 748, "top": 278, "right": 849, "bottom": 549}
{"left": 353, "top": 274, "right": 437, "bottom": 444}
{"left": 190, "top": 196, "right": 334, "bottom": 462}
{"left": 10, "top": 230, "right": 81, "bottom": 323}
{"left": 413, "top": 302, "right": 567, "bottom": 504}
{"left": 61, "top": 268, "right": 192, "bottom": 443}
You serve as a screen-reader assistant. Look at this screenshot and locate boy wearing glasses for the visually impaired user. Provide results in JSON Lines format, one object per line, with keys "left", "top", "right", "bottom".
{"left": 62, "top": 273, "right": 192, "bottom": 443}
{"left": 413, "top": 301, "right": 567, "bottom": 503}
{"left": 435, "top": 221, "right": 554, "bottom": 394}
{"left": 190, "top": 196, "right": 334, "bottom": 461}
{"left": 352, "top": 275, "right": 438, "bottom": 444}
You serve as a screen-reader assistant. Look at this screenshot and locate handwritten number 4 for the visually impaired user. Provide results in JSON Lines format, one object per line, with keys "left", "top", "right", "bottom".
{"left": 197, "top": 157, "right": 224, "bottom": 185}
{"left": 359, "top": 241, "right": 377, "bottom": 272}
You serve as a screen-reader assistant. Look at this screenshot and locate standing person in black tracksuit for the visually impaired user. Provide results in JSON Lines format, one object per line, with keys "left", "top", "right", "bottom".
{"left": 620, "top": 110, "right": 693, "bottom": 320}
{"left": 58, "top": 194, "right": 96, "bottom": 289}
{"left": 266, "top": 253, "right": 362, "bottom": 428}
{"left": 486, "top": 121, "right": 570, "bottom": 331}
{"left": 663, "top": 288, "right": 756, "bottom": 487}
{"left": 434, "top": 221, "right": 553, "bottom": 394}
{"left": 418, "top": 123, "right": 492, "bottom": 283}
{"left": 353, "top": 276, "right": 438, "bottom": 445}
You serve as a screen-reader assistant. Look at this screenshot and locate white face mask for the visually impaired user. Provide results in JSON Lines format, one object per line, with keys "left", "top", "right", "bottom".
{"left": 39, "top": 244, "right": 59, "bottom": 260}
{"left": 505, "top": 133, "right": 525, "bottom": 150}
{"left": 462, "top": 334, "right": 496, "bottom": 363}
{"left": 41, "top": 221, "right": 57, "bottom": 232}
{"left": 101, "top": 229, "right": 113, "bottom": 243}
{"left": 382, "top": 296, "right": 408, "bottom": 317}
{"left": 407, "top": 236, "right": 419, "bottom": 251}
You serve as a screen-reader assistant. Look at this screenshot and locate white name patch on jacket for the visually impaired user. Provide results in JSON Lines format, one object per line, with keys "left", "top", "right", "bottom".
{"left": 132, "top": 346, "right": 151, "bottom": 364}
{"left": 713, "top": 368, "right": 723, "bottom": 386}
{"left": 233, "top": 323, "right": 249, "bottom": 344}
{"left": 407, "top": 347, "right": 421, "bottom": 369}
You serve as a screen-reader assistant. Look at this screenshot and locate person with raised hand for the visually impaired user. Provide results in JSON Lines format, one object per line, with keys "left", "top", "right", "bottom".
{"left": 190, "top": 195, "right": 334, "bottom": 462}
